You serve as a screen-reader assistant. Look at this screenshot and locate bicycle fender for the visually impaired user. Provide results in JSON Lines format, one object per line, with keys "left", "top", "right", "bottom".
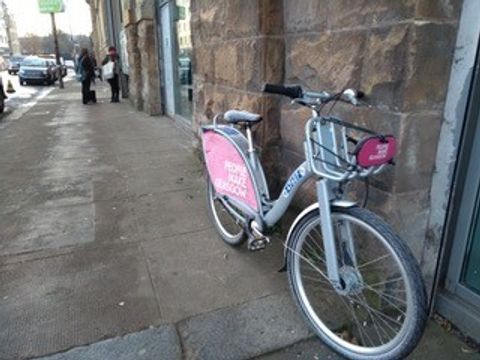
{"left": 279, "top": 200, "right": 356, "bottom": 272}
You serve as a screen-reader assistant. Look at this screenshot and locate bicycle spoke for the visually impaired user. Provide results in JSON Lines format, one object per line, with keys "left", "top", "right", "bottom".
{"left": 301, "top": 274, "right": 335, "bottom": 289}
{"left": 363, "top": 284, "right": 407, "bottom": 306}
{"left": 285, "top": 243, "right": 330, "bottom": 281}
{"left": 357, "top": 253, "right": 392, "bottom": 269}
{"left": 368, "top": 276, "right": 404, "bottom": 289}
{"left": 303, "top": 238, "right": 326, "bottom": 265}
{"left": 348, "top": 296, "right": 404, "bottom": 329}
{"left": 362, "top": 288, "right": 407, "bottom": 317}
{"left": 340, "top": 296, "right": 374, "bottom": 347}
{"left": 354, "top": 293, "right": 391, "bottom": 345}
{"left": 305, "top": 233, "right": 325, "bottom": 256}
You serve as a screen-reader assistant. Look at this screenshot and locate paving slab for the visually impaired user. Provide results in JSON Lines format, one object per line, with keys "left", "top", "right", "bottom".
{"left": 124, "top": 164, "right": 204, "bottom": 197}
{"left": 178, "top": 292, "right": 312, "bottom": 360}
{"left": 0, "top": 243, "right": 160, "bottom": 359}
{"left": 255, "top": 321, "right": 480, "bottom": 360}
{"left": 133, "top": 187, "right": 211, "bottom": 240}
{"left": 143, "top": 228, "right": 288, "bottom": 322}
{"left": 36, "top": 325, "right": 182, "bottom": 360}
{"left": 0, "top": 202, "right": 95, "bottom": 255}
{"left": 93, "top": 198, "right": 139, "bottom": 244}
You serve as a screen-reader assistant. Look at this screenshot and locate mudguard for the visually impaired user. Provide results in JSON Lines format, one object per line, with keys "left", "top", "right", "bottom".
{"left": 202, "top": 125, "right": 268, "bottom": 218}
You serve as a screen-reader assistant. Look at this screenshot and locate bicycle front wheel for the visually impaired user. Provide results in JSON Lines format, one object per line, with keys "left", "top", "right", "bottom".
{"left": 287, "top": 206, "right": 427, "bottom": 360}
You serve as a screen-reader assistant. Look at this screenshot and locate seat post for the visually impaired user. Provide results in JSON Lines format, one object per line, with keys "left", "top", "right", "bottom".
{"left": 245, "top": 124, "right": 257, "bottom": 169}
{"left": 245, "top": 124, "right": 254, "bottom": 153}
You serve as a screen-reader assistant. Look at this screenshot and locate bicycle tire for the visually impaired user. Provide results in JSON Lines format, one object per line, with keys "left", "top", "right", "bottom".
{"left": 286, "top": 206, "right": 427, "bottom": 360}
{"left": 206, "top": 177, "right": 246, "bottom": 246}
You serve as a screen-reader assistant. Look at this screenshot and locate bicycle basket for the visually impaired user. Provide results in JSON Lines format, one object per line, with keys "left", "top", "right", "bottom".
{"left": 305, "top": 116, "right": 396, "bottom": 181}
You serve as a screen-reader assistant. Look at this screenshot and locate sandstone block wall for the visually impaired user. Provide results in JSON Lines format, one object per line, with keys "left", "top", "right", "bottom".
{"left": 192, "top": 0, "right": 464, "bottom": 285}
{"left": 191, "top": 0, "right": 285, "bottom": 193}
{"left": 122, "top": 0, "right": 161, "bottom": 115}
{"left": 282, "top": 0, "right": 461, "bottom": 265}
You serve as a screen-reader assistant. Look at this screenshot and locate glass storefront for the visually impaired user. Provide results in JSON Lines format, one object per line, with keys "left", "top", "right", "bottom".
{"left": 462, "top": 186, "right": 480, "bottom": 294}
{"left": 174, "top": 0, "right": 192, "bottom": 120}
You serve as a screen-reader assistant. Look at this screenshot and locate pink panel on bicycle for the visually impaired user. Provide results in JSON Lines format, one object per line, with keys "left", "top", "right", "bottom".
{"left": 203, "top": 131, "right": 258, "bottom": 211}
{"left": 356, "top": 136, "right": 397, "bottom": 167}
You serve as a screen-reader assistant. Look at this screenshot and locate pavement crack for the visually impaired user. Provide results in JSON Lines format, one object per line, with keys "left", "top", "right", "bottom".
{"left": 140, "top": 242, "right": 163, "bottom": 320}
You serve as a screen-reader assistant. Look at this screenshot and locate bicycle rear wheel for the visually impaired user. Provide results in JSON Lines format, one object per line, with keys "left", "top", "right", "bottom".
{"left": 286, "top": 206, "right": 427, "bottom": 360}
{"left": 206, "top": 177, "right": 246, "bottom": 246}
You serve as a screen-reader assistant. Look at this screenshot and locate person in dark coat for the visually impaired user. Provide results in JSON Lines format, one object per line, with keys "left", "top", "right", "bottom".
{"left": 78, "top": 48, "right": 95, "bottom": 105}
{"left": 0, "top": 77, "right": 7, "bottom": 113}
{"left": 102, "top": 46, "right": 121, "bottom": 103}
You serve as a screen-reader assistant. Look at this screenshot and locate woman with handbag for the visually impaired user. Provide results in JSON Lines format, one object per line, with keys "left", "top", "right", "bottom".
{"left": 77, "top": 48, "right": 95, "bottom": 105}
{"left": 102, "top": 46, "right": 121, "bottom": 103}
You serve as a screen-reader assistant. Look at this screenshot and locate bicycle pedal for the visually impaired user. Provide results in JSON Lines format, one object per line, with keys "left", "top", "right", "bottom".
{"left": 248, "top": 236, "right": 270, "bottom": 251}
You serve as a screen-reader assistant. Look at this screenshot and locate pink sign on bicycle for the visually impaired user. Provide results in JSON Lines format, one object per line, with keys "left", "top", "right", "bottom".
{"left": 356, "top": 135, "right": 397, "bottom": 168}
{"left": 202, "top": 131, "right": 258, "bottom": 211}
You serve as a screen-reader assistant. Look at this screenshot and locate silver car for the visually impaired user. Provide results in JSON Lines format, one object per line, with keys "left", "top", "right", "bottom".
{"left": 8, "top": 55, "right": 25, "bottom": 75}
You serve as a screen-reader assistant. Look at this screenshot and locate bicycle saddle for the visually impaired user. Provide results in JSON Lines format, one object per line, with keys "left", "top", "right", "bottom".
{"left": 224, "top": 110, "right": 262, "bottom": 125}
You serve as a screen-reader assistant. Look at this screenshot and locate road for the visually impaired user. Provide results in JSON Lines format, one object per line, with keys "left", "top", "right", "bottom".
{"left": 0, "top": 70, "right": 73, "bottom": 127}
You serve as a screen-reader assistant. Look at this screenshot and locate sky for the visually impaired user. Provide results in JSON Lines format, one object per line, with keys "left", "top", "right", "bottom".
{"left": 4, "top": 0, "right": 92, "bottom": 37}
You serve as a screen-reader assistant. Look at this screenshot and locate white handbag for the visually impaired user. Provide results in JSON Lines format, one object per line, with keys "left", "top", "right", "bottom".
{"left": 102, "top": 61, "right": 114, "bottom": 80}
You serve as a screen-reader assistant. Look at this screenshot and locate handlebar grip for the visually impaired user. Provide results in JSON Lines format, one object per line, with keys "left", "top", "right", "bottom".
{"left": 263, "top": 83, "right": 303, "bottom": 99}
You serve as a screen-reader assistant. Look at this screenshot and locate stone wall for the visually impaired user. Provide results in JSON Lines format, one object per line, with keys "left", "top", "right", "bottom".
{"left": 88, "top": 0, "right": 109, "bottom": 59}
{"left": 282, "top": 1, "right": 462, "bottom": 289}
{"left": 191, "top": 0, "right": 285, "bottom": 193}
{"left": 120, "top": 0, "right": 161, "bottom": 115}
{"left": 192, "top": 0, "right": 463, "bottom": 287}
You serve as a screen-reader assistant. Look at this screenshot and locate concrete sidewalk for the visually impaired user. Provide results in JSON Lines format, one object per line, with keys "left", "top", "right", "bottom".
{"left": 0, "top": 82, "right": 478, "bottom": 360}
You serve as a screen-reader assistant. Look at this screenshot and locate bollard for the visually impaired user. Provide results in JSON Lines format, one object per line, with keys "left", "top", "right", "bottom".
{"left": 6, "top": 80, "right": 15, "bottom": 94}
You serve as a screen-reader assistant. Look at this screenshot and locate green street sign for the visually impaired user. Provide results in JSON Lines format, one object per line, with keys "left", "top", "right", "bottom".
{"left": 38, "top": 0, "right": 65, "bottom": 13}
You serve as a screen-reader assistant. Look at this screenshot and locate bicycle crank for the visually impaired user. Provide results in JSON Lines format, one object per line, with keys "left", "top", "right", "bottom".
{"left": 247, "top": 221, "right": 270, "bottom": 251}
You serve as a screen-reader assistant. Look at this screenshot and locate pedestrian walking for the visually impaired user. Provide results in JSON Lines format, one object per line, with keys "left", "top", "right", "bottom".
{"left": 102, "top": 46, "right": 121, "bottom": 103}
{"left": 76, "top": 48, "right": 95, "bottom": 105}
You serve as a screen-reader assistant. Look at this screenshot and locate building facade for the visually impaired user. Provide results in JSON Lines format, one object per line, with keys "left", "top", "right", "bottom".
{"left": 88, "top": 0, "right": 162, "bottom": 115}
{"left": 90, "top": 0, "right": 480, "bottom": 341}
{"left": 0, "top": 1, "right": 20, "bottom": 56}
{"left": 0, "top": 1, "right": 9, "bottom": 64}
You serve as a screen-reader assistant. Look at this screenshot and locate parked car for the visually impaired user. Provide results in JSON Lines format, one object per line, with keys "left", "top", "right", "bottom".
{"left": 39, "top": 55, "right": 67, "bottom": 77}
{"left": 65, "top": 59, "right": 75, "bottom": 70}
{"left": 8, "top": 55, "right": 25, "bottom": 75}
{"left": 46, "top": 60, "right": 60, "bottom": 80}
{"left": 18, "top": 56, "right": 57, "bottom": 85}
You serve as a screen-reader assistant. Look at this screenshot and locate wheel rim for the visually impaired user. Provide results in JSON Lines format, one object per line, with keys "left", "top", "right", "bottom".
{"left": 291, "top": 213, "right": 413, "bottom": 356}
{"left": 208, "top": 182, "right": 243, "bottom": 239}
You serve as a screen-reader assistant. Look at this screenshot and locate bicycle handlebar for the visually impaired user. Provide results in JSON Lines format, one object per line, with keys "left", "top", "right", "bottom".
{"left": 263, "top": 83, "right": 303, "bottom": 99}
{"left": 263, "top": 83, "right": 365, "bottom": 107}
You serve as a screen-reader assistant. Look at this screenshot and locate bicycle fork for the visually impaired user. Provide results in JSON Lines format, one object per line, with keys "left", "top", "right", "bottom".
{"left": 316, "top": 179, "right": 359, "bottom": 293}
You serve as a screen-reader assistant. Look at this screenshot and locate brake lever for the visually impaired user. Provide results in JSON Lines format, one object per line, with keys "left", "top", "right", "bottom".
{"left": 291, "top": 97, "right": 322, "bottom": 107}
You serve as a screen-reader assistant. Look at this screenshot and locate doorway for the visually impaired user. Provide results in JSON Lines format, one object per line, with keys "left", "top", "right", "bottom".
{"left": 436, "top": 40, "right": 480, "bottom": 341}
{"left": 157, "top": 0, "right": 193, "bottom": 121}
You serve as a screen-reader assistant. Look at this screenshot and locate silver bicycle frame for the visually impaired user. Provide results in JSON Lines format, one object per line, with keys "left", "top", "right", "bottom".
{"left": 203, "top": 110, "right": 370, "bottom": 288}
{"left": 203, "top": 104, "right": 392, "bottom": 290}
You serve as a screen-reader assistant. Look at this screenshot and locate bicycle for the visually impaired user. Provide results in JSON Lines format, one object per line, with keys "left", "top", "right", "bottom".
{"left": 201, "top": 84, "right": 427, "bottom": 360}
